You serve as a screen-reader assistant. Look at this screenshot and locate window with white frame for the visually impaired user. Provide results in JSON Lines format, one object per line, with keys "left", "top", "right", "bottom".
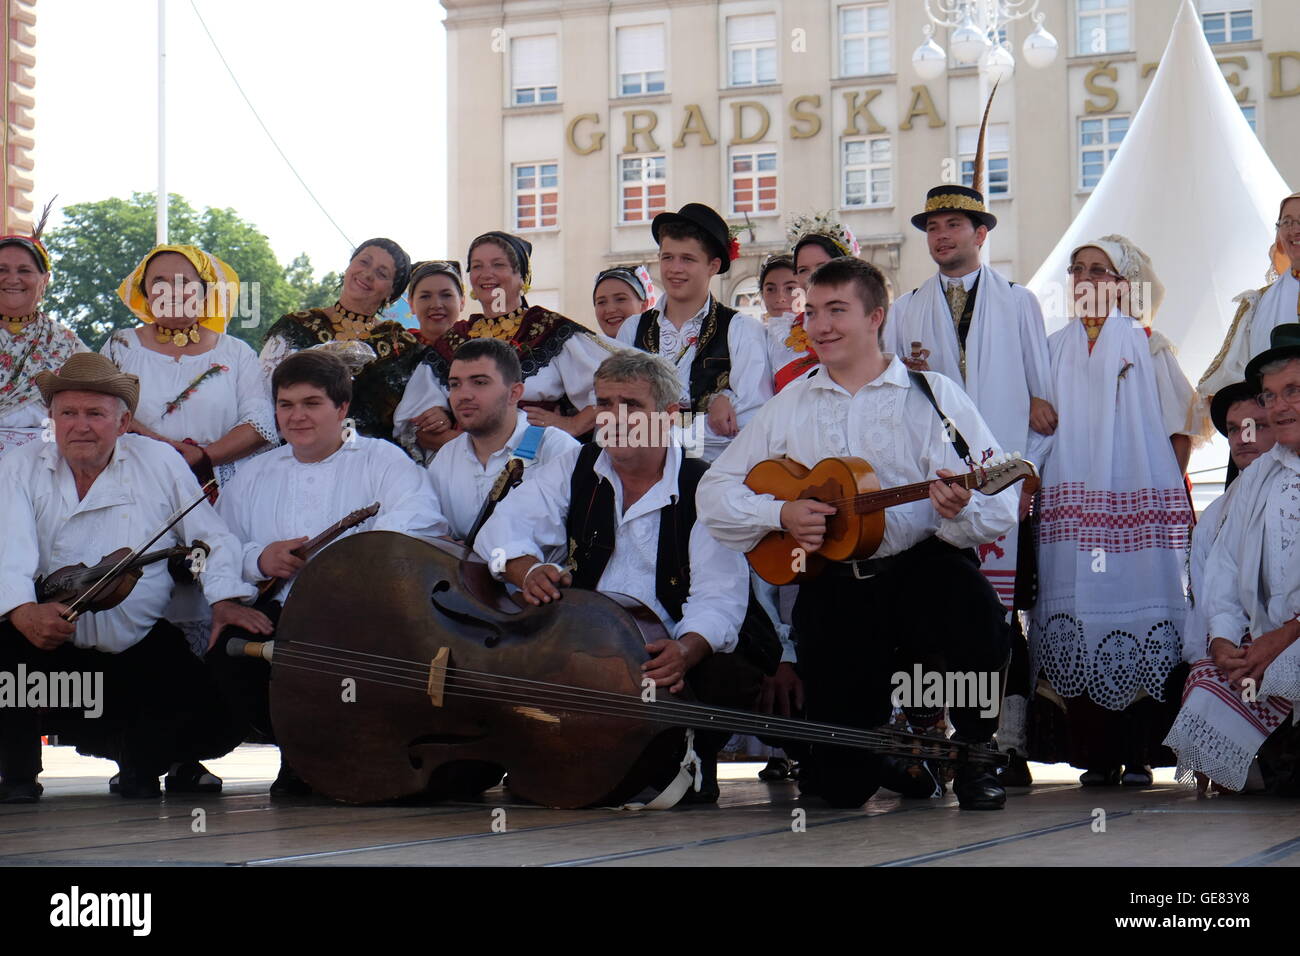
{"left": 1241, "top": 103, "right": 1257, "bottom": 132}
{"left": 730, "top": 149, "right": 778, "bottom": 215}
{"left": 1078, "top": 114, "right": 1128, "bottom": 190}
{"left": 727, "top": 13, "right": 777, "bottom": 86}
{"left": 1076, "top": 0, "right": 1130, "bottom": 55}
{"left": 840, "top": 4, "right": 890, "bottom": 77}
{"left": 842, "top": 136, "right": 892, "bottom": 208}
{"left": 617, "top": 24, "right": 666, "bottom": 96}
{"left": 511, "top": 35, "right": 558, "bottom": 105}
{"left": 620, "top": 155, "right": 667, "bottom": 223}
{"left": 1201, "top": 0, "right": 1253, "bottom": 44}
{"left": 958, "top": 123, "right": 1010, "bottom": 196}
{"left": 513, "top": 163, "right": 558, "bottom": 230}
{"left": 730, "top": 278, "right": 763, "bottom": 319}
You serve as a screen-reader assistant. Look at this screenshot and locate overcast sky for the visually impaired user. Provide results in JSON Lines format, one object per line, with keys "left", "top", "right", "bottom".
{"left": 32, "top": 0, "right": 447, "bottom": 278}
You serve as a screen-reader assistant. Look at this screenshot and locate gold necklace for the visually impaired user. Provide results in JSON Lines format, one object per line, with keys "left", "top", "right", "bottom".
{"left": 156, "top": 323, "right": 202, "bottom": 347}
{"left": 330, "top": 301, "right": 378, "bottom": 341}
{"left": 2, "top": 311, "right": 37, "bottom": 334}
{"left": 470, "top": 305, "right": 527, "bottom": 342}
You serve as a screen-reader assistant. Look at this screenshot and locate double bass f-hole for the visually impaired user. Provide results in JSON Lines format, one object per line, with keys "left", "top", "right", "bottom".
{"left": 430, "top": 580, "right": 506, "bottom": 647}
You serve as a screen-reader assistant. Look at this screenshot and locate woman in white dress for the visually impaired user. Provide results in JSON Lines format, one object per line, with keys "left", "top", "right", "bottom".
{"left": 98, "top": 244, "right": 277, "bottom": 795}
{"left": 103, "top": 245, "right": 276, "bottom": 489}
{"left": 1030, "top": 235, "right": 1206, "bottom": 787}
{"left": 0, "top": 224, "right": 87, "bottom": 458}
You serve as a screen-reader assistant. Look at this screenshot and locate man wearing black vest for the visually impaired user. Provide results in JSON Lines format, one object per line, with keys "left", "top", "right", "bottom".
{"left": 473, "top": 351, "right": 779, "bottom": 802}
{"left": 614, "top": 202, "right": 772, "bottom": 463}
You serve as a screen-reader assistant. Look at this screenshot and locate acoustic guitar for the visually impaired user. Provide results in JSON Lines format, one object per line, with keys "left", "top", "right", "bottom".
{"left": 744, "top": 453, "right": 1038, "bottom": 585}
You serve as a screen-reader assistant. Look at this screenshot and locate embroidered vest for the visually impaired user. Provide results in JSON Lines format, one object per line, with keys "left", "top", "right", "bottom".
{"left": 634, "top": 300, "right": 737, "bottom": 414}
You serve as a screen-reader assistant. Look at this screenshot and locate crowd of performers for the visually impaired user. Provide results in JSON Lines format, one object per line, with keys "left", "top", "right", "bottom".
{"left": 2, "top": 180, "right": 1300, "bottom": 813}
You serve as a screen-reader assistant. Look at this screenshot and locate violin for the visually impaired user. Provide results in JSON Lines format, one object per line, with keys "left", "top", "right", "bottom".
{"left": 37, "top": 541, "right": 210, "bottom": 611}
{"left": 744, "top": 453, "right": 1039, "bottom": 585}
{"left": 250, "top": 531, "right": 1006, "bottom": 809}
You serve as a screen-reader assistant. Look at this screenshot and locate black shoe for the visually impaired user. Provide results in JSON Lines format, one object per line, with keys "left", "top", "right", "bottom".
{"left": 270, "top": 763, "right": 312, "bottom": 797}
{"left": 165, "top": 761, "right": 223, "bottom": 794}
{"left": 1079, "top": 766, "right": 1122, "bottom": 787}
{"left": 1121, "top": 765, "right": 1153, "bottom": 787}
{"left": 953, "top": 741, "right": 1006, "bottom": 810}
{"left": 117, "top": 769, "right": 162, "bottom": 799}
{"left": 680, "top": 757, "right": 720, "bottom": 804}
{"left": 880, "top": 755, "right": 945, "bottom": 798}
{"left": 0, "top": 779, "right": 43, "bottom": 804}
{"left": 998, "top": 751, "right": 1033, "bottom": 787}
{"left": 758, "top": 757, "right": 794, "bottom": 782}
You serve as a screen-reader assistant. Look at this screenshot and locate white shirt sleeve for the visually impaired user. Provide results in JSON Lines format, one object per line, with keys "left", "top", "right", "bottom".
{"left": 553, "top": 331, "right": 618, "bottom": 410}
{"left": 474, "top": 444, "right": 582, "bottom": 573}
{"left": 392, "top": 363, "right": 447, "bottom": 462}
{"left": 919, "top": 373, "right": 1021, "bottom": 551}
{"left": 1149, "top": 332, "right": 1201, "bottom": 440}
{"left": 1203, "top": 479, "right": 1253, "bottom": 647}
{"left": 675, "top": 522, "right": 747, "bottom": 653}
{"left": 615, "top": 314, "right": 641, "bottom": 347}
{"left": 232, "top": 339, "right": 279, "bottom": 445}
{"left": 215, "top": 465, "right": 268, "bottom": 587}
{"left": 695, "top": 397, "right": 791, "bottom": 553}
{"left": 368, "top": 442, "right": 452, "bottom": 543}
{"left": 0, "top": 454, "right": 39, "bottom": 619}
{"left": 723, "top": 313, "right": 774, "bottom": 425}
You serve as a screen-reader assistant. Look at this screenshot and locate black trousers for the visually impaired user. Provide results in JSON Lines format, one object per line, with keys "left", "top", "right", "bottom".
{"left": 206, "top": 601, "right": 281, "bottom": 747}
{"left": 686, "top": 646, "right": 767, "bottom": 762}
{"left": 791, "top": 537, "right": 1011, "bottom": 808}
{"left": 0, "top": 619, "right": 239, "bottom": 783}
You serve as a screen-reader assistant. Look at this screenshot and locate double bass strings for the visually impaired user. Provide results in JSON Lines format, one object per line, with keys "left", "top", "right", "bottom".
{"left": 268, "top": 642, "right": 992, "bottom": 764}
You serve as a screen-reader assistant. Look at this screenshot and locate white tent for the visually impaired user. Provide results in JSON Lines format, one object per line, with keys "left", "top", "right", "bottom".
{"left": 1027, "top": 0, "right": 1290, "bottom": 388}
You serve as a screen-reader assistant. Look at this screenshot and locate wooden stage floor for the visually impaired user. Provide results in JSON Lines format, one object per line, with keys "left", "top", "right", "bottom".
{"left": 4, "top": 744, "right": 1300, "bottom": 867}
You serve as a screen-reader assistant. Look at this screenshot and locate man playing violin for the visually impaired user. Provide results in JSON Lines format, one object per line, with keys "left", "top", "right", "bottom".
{"left": 474, "top": 351, "right": 780, "bottom": 803}
{"left": 0, "top": 353, "right": 265, "bottom": 802}
{"left": 213, "top": 350, "right": 450, "bottom": 795}
{"left": 696, "top": 257, "right": 1019, "bottom": 810}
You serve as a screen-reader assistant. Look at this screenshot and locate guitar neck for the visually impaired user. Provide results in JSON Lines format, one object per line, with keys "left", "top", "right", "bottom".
{"left": 852, "top": 471, "right": 976, "bottom": 515}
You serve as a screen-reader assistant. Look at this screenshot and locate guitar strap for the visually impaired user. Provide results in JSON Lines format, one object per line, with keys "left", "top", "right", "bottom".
{"left": 908, "top": 370, "right": 972, "bottom": 463}
{"left": 513, "top": 424, "right": 545, "bottom": 462}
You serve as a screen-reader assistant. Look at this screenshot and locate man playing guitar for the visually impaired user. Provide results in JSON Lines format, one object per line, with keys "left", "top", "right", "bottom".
{"left": 696, "top": 257, "right": 1019, "bottom": 810}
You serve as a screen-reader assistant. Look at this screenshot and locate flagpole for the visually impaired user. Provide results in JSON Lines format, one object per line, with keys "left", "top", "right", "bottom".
{"left": 157, "top": 0, "right": 167, "bottom": 244}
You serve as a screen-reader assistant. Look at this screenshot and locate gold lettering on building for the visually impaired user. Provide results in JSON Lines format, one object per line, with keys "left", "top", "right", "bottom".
{"left": 1270, "top": 52, "right": 1300, "bottom": 98}
{"left": 729, "top": 101, "right": 771, "bottom": 145}
{"left": 623, "top": 110, "right": 661, "bottom": 153}
{"left": 842, "top": 89, "right": 886, "bottom": 135}
{"left": 788, "top": 95, "right": 822, "bottom": 139}
{"left": 1217, "top": 56, "right": 1249, "bottom": 103}
{"left": 566, "top": 113, "right": 605, "bottom": 155}
{"left": 1083, "top": 62, "right": 1119, "bottom": 114}
{"left": 898, "top": 85, "right": 942, "bottom": 131}
{"left": 673, "top": 104, "right": 717, "bottom": 147}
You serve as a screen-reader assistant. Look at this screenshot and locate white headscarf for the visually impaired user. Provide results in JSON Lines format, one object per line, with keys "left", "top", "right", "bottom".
{"left": 1070, "top": 234, "right": 1166, "bottom": 325}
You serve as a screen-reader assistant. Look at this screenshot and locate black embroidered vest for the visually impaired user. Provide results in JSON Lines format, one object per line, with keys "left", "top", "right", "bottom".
{"left": 634, "top": 299, "right": 737, "bottom": 414}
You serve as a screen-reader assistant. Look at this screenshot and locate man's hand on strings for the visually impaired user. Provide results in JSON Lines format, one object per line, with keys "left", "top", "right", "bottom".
{"left": 780, "top": 499, "right": 836, "bottom": 554}
{"left": 930, "top": 468, "right": 971, "bottom": 519}
{"left": 643, "top": 633, "right": 710, "bottom": 694}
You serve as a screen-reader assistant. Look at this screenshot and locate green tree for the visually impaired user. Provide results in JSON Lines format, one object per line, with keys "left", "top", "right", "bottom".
{"left": 284, "top": 253, "right": 341, "bottom": 311}
{"left": 43, "top": 192, "right": 329, "bottom": 350}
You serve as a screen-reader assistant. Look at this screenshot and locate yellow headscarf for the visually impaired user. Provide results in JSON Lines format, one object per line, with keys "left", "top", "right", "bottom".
{"left": 116, "top": 244, "right": 240, "bottom": 334}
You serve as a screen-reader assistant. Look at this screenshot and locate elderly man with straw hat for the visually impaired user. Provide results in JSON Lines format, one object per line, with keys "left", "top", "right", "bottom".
{"left": 0, "top": 353, "right": 268, "bottom": 803}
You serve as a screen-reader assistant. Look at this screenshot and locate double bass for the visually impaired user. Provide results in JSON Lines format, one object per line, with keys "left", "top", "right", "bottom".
{"left": 253, "top": 532, "right": 1006, "bottom": 809}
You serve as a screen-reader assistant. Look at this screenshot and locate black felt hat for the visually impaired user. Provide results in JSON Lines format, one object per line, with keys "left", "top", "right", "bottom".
{"left": 1245, "top": 323, "right": 1300, "bottom": 389}
{"left": 1209, "top": 381, "right": 1261, "bottom": 436}
{"left": 651, "top": 202, "right": 732, "bottom": 274}
{"left": 910, "top": 184, "right": 997, "bottom": 232}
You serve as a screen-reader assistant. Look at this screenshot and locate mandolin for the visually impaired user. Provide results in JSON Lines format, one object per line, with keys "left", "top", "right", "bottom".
{"left": 745, "top": 453, "right": 1038, "bottom": 585}
{"left": 255, "top": 502, "right": 381, "bottom": 602}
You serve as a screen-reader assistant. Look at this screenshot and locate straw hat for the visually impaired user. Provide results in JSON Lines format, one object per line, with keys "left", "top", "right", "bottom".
{"left": 35, "top": 353, "right": 140, "bottom": 413}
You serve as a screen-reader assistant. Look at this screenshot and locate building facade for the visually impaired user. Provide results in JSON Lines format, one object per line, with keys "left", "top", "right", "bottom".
{"left": 442, "top": 0, "right": 1300, "bottom": 321}
{"left": 3, "top": 0, "right": 37, "bottom": 233}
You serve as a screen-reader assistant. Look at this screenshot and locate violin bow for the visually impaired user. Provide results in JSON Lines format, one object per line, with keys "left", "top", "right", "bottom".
{"left": 62, "top": 479, "right": 217, "bottom": 623}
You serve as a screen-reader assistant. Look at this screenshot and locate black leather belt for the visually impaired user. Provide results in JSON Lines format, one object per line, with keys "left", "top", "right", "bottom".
{"left": 823, "top": 553, "right": 906, "bottom": 580}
